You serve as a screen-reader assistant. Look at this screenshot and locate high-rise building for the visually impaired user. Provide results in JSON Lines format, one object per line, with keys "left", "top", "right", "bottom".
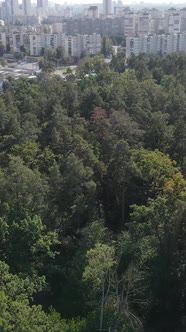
{"left": 137, "top": 12, "right": 152, "bottom": 36}
{"left": 23, "top": 0, "right": 32, "bottom": 16}
{"left": 87, "top": 6, "right": 99, "bottom": 19}
{"left": 124, "top": 12, "right": 137, "bottom": 36}
{"left": 103, "top": 0, "right": 112, "bottom": 16}
{"left": 37, "top": 0, "right": 48, "bottom": 8}
{"left": 168, "top": 13, "right": 181, "bottom": 33}
{"left": 5, "top": 0, "right": 19, "bottom": 16}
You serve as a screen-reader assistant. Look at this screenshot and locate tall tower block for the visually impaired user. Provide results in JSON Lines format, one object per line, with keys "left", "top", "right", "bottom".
{"left": 103, "top": 0, "right": 112, "bottom": 16}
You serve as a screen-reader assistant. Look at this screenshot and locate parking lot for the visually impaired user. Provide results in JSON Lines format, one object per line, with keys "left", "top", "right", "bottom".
{"left": 0, "top": 62, "right": 40, "bottom": 80}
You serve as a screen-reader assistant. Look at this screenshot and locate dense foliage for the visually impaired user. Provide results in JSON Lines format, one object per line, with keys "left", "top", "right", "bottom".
{"left": 0, "top": 52, "right": 186, "bottom": 332}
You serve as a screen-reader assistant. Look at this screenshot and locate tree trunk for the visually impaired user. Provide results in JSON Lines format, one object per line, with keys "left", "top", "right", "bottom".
{"left": 100, "top": 278, "right": 105, "bottom": 332}
{"left": 121, "top": 185, "right": 125, "bottom": 225}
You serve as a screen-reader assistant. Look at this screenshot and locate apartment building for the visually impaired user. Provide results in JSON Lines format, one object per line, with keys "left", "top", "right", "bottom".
{"left": 123, "top": 12, "right": 137, "bottom": 36}
{"left": 168, "top": 13, "right": 181, "bottom": 33}
{"left": 126, "top": 37, "right": 140, "bottom": 56}
{"left": 150, "top": 9, "right": 164, "bottom": 34}
{"left": 87, "top": 6, "right": 99, "bottom": 19}
{"left": 9, "top": 32, "right": 30, "bottom": 53}
{"left": 126, "top": 33, "right": 186, "bottom": 57}
{"left": 29, "top": 33, "right": 65, "bottom": 56}
{"left": 29, "top": 32, "right": 101, "bottom": 57}
{"left": 180, "top": 8, "right": 186, "bottom": 32}
{"left": 137, "top": 12, "right": 151, "bottom": 36}
{"left": 82, "top": 33, "right": 101, "bottom": 55}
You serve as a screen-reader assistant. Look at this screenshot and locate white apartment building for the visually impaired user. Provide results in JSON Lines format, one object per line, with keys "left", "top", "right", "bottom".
{"left": 178, "top": 32, "right": 186, "bottom": 51}
{"left": 29, "top": 32, "right": 101, "bottom": 57}
{"left": 82, "top": 33, "right": 101, "bottom": 55}
{"left": 126, "top": 33, "right": 186, "bottom": 57}
{"left": 9, "top": 32, "right": 30, "bottom": 53}
{"left": 140, "top": 35, "right": 156, "bottom": 54}
{"left": 126, "top": 37, "right": 140, "bottom": 56}
{"left": 65, "top": 33, "right": 101, "bottom": 57}
{"left": 29, "top": 33, "right": 66, "bottom": 56}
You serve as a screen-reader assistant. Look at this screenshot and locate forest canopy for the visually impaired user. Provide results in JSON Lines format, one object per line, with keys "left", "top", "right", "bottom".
{"left": 0, "top": 52, "right": 185, "bottom": 332}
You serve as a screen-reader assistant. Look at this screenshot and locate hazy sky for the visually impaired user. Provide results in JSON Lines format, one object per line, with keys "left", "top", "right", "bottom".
{"left": 53, "top": 0, "right": 186, "bottom": 2}
{"left": 30, "top": 0, "right": 186, "bottom": 5}
{"left": 54, "top": 0, "right": 186, "bottom": 4}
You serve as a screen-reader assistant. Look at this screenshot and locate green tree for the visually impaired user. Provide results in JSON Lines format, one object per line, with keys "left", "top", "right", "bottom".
{"left": 0, "top": 156, "right": 47, "bottom": 216}
{"left": 44, "top": 48, "right": 57, "bottom": 61}
{"left": 0, "top": 260, "right": 49, "bottom": 331}
{"left": 20, "top": 44, "right": 29, "bottom": 57}
{"left": 101, "top": 36, "right": 113, "bottom": 57}
{"left": 39, "top": 59, "right": 56, "bottom": 73}
{"left": 56, "top": 46, "right": 65, "bottom": 63}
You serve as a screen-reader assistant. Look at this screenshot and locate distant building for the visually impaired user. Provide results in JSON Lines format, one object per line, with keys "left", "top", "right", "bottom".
{"left": 103, "top": 0, "right": 112, "bottom": 16}
{"left": 168, "top": 13, "right": 181, "bottom": 33}
{"left": 5, "top": 0, "right": 19, "bottom": 16}
{"left": 123, "top": 12, "right": 137, "bottom": 36}
{"left": 37, "top": 0, "right": 48, "bottom": 9}
{"left": 87, "top": 6, "right": 99, "bottom": 19}
{"left": 64, "top": 7, "right": 72, "bottom": 19}
{"left": 114, "top": 6, "right": 129, "bottom": 15}
{"left": 137, "top": 12, "right": 152, "bottom": 36}
{"left": 150, "top": 9, "right": 165, "bottom": 34}
{"left": 10, "top": 15, "right": 40, "bottom": 26}
{"left": 52, "top": 23, "right": 63, "bottom": 33}
{"left": 23, "top": 0, "right": 32, "bottom": 16}
{"left": 180, "top": 8, "right": 186, "bottom": 32}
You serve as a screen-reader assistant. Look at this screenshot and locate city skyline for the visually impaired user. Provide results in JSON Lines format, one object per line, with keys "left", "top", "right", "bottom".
{"left": 17, "top": 0, "right": 186, "bottom": 4}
